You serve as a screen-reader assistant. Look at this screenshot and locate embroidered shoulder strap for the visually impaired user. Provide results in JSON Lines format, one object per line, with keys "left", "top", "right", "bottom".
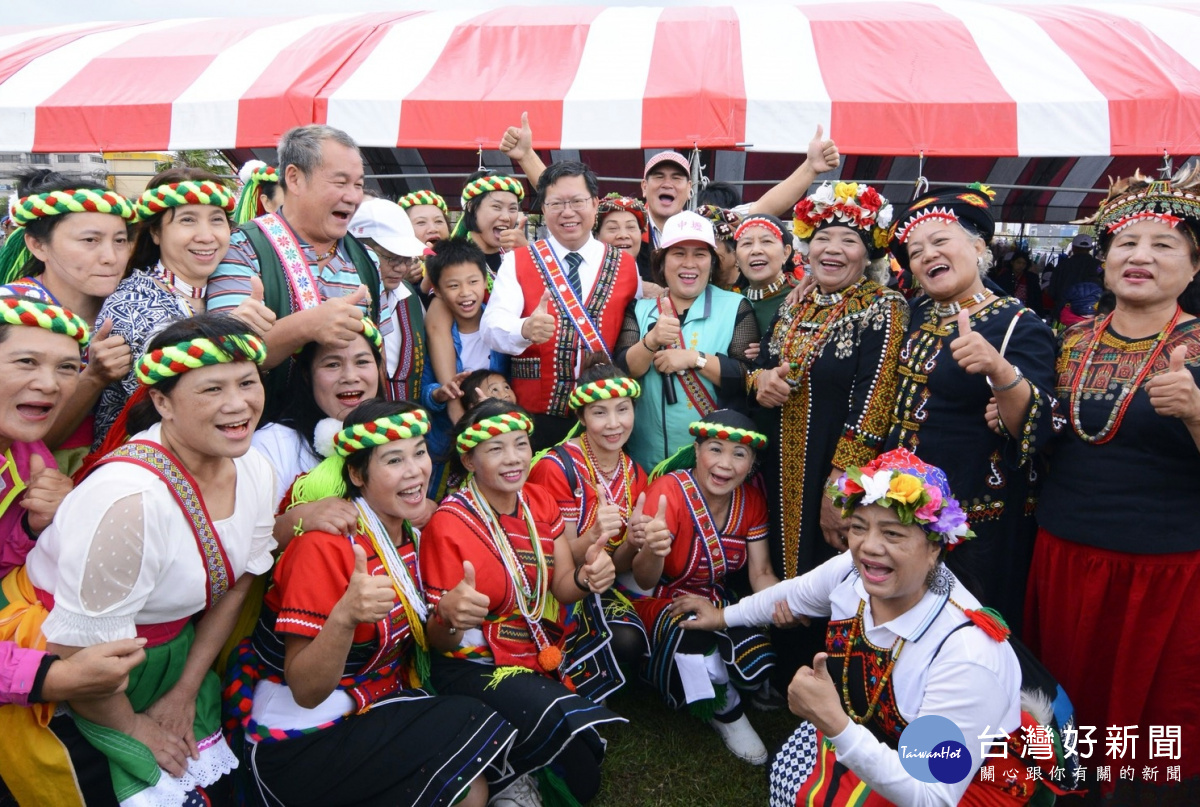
{"left": 252, "top": 212, "right": 323, "bottom": 312}
{"left": 91, "top": 440, "right": 233, "bottom": 609}
{"left": 673, "top": 471, "right": 726, "bottom": 586}
{"left": 657, "top": 295, "right": 717, "bottom": 415}
{"left": 528, "top": 241, "right": 610, "bottom": 358}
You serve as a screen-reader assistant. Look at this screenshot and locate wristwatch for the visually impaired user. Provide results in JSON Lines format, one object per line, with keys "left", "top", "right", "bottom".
{"left": 695, "top": 351, "right": 708, "bottom": 370}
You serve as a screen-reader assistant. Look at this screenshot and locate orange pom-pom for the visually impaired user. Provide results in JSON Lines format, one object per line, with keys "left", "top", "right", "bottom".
{"left": 537, "top": 646, "right": 563, "bottom": 672}
{"left": 964, "top": 608, "right": 1011, "bottom": 642}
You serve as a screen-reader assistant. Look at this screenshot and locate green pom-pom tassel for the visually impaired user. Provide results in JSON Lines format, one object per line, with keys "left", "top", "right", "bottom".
{"left": 687, "top": 682, "right": 728, "bottom": 723}
{"left": 289, "top": 455, "right": 347, "bottom": 507}
{"left": 650, "top": 443, "right": 696, "bottom": 481}
{"left": 535, "top": 767, "right": 582, "bottom": 807}
{"left": 0, "top": 227, "right": 33, "bottom": 286}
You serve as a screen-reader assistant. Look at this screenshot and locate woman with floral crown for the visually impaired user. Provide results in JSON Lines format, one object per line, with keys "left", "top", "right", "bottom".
{"left": 748, "top": 182, "right": 909, "bottom": 685}
{"left": 675, "top": 447, "right": 1078, "bottom": 807}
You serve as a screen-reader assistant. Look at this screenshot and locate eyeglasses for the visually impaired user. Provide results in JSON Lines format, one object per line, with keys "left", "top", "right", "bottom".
{"left": 543, "top": 197, "right": 594, "bottom": 213}
{"left": 378, "top": 254, "right": 419, "bottom": 270}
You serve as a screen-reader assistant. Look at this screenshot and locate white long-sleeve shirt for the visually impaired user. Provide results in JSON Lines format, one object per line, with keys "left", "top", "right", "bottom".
{"left": 725, "top": 552, "right": 1022, "bottom": 807}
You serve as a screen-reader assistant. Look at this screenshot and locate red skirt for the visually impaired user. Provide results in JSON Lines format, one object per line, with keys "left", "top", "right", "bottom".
{"left": 1025, "top": 528, "right": 1200, "bottom": 784}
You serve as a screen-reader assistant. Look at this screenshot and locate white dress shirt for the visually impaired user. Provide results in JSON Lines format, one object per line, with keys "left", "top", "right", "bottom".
{"left": 725, "top": 552, "right": 1022, "bottom": 807}
{"left": 480, "top": 234, "right": 641, "bottom": 357}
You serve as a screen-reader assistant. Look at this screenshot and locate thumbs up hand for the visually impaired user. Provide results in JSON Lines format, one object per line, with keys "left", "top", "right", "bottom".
{"left": 806, "top": 124, "right": 840, "bottom": 173}
{"left": 625, "top": 491, "right": 649, "bottom": 550}
{"left": 333, "top": 544, "right": 395, "bottom": 627}
{"left": 950, "top": 309, "right": 1007, "bottom": 380}
{"left": 755, "top": 363, "right": 794, "bottom": 408}
{"left": 500, "top": 111, "right": 534, "bottom": 161}
{"left": 649, "top": 309, "right": 680, "bottom": 351}
{"left": 314, "top": 285, "right": 370, "bottom": 349}
{"left": 499, "top": 213, "right": 529, "bottom": 252}
{"left": 642, "top": 496, "right": 673, "bottom": 558}
{"left": 1147, "top": 345, "right": 1200, "bottom": 424}
{"left": 578, "top": 532, "right": 616, "bottom": 593}
{"left": 85, "top": 317, "right": 132, "bottom": 384}
{"left": 787, "top": 652, "right": 849, "bottom": 736}
{"left": 521, "top": 289, "right": 556, "bottom": 344}
{"left": 230, "top": 273, "right": 277, "bottom": 337}
{"left": 588, "top": 482, "right": 625, "bottom": 544}
{"left": 437, "top": 560, "right": 491, "bottom": 631}
{"left": 19, "top": 453, "right": 73, "bottom": 536}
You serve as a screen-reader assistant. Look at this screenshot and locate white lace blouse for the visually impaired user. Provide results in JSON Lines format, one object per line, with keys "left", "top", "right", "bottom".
{"left": 27, "top": 424, "right": 277, "bottom": 646}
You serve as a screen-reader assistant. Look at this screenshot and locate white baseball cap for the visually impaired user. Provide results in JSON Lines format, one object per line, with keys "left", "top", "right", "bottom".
{"left": 659, "top": 211, "right": 716, "bottom": 249}
{"left": 349, "top": 198, "right": 425, "bottom": 257}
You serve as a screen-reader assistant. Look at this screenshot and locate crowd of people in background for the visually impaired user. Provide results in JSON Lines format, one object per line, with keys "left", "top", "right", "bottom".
{"left": 0, "top": 116, "right": 1196, "bottom": 807}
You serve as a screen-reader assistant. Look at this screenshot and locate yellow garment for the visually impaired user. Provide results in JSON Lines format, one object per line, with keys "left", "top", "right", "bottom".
{"left": 0, "top": 567, "right": 86, "bottom": 807}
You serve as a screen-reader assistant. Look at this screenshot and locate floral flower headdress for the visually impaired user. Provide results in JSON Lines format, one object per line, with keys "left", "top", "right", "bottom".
{"left": 793, "top": 181, "right": 893, "bottom": 258}
{"left": 828, "top": 447, "right": 974, "bottom": 549}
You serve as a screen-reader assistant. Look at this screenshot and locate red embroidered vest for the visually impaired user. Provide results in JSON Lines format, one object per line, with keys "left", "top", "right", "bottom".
{"left": 510, "top": 242, "right": 639, "bottom": 417}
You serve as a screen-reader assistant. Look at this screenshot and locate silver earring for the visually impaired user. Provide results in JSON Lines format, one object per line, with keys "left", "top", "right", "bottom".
{"left": 976, "top": 254, "right": 988, "bottom": 272}
{"left": 926, "top": 564, "right": 953, "bottom": 596}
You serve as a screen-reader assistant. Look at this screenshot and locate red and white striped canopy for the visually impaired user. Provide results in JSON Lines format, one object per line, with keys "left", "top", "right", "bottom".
{"left": 4, "top": 3, "right": 1200, "bottom": 157}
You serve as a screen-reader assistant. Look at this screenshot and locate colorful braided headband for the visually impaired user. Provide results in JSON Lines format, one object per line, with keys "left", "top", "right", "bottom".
{"left": 135, "top": 334, "right": 267, "bottom": 386}
{"left": 13, "top": 189, "right": 136, "bottom": 226}
{"left": 688, "top": 420, "right": 767, "bottom": 450}
{"left": 334, "top": 411, "right": 431, "bottom": 457}
{"left": 456, "top": 411, "right": 534, "bottom": 455}
{"left": 398, "top": 190, "right": 449, "bottom": 217}
{"left": 828, "top": 447, "right": 974, "bottom": 549}
{"left": 0, "top": 297, "right": 90, "bottom": 348}
{"left": 568, "top": 377, "right": 641, "bottom": 410}
{"left": 135, "top": 181, "right": 235, "bottom": 221}
{"left": 461, "top": 176, "right": 525, "bottom": 208}
{"left": 250, "top": 165, "right": 278, "bottom": 183}
{"left": 360, "top": 317, "right": 382, "bottom": 351}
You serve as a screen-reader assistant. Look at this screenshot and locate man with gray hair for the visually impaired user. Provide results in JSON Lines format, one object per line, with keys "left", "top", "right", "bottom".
{"left": 207, "top": 124, "right": 383, "bottom": 415}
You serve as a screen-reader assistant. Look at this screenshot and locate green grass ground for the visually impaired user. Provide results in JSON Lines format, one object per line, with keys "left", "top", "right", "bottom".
{"left": 593, "top": 683, "right": 799, "bottom": 807}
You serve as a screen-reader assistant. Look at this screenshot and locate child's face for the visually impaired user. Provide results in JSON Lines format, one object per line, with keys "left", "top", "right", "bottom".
{"left": 435, "top": 261, "right": 487, "bottom": 322}
{"left": 478, "top": 374, "right": 516, "bottom": 404}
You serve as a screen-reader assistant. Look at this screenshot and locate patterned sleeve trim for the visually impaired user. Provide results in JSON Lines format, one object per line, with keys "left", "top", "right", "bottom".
{"left": 832, "top": 291, "right": 908, "bottom": 471}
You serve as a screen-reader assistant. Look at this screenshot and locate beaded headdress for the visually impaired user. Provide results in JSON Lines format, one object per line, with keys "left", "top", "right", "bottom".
{"left": 595, "top": 193, "right": 647, "bottom": 233}
{"left": 696, "top": 204, "right": 742, "bottom": 243}
{"left": 568, "top": 376, "right": 641, "bottom": 410}
{"left": 888, "top": 183, "right": 995, "bottom": 270}
{"left": 1079, "top": 165, "right": 1200, "bottom": 247}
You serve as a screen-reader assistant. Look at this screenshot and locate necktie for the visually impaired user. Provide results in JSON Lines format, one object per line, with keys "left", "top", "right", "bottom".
{"left": 564, "top": 252, "right": 584, "bottom": 299}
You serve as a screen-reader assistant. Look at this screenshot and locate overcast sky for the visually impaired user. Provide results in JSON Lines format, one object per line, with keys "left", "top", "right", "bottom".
{"left": 5, "top": 0, "right": 1172, "bottom": 27}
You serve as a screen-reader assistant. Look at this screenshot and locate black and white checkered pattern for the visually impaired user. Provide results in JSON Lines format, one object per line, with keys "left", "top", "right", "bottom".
{"left": 769, "top": 721, "right": 819, "bottom": 807}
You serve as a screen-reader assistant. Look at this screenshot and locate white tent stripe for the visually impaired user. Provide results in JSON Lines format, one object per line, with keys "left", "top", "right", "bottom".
{"left": 0, "top": 19, "right": 193, "bottom": 152}
{"left": 560, "top": 6, "right": 662, "bottom": 149}
{"left": 170, "top": 14, "right": 360, "bottom": 150}
{"left": 1096, "top": 4, "right": 1200, "bottom": 84}
{"left": 326, "top": 9, "right": 482, "bottom": 147}
{"left": 0, "top": 21, "right": 118, "bottom": 60}
{"left": 736, "top": 4, "right": 830, "bottom": 153}
{"left": 937, "top": 2, "right": 1109, "bottom": 156}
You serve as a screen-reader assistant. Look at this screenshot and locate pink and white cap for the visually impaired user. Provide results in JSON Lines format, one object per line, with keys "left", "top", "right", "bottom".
{"left": 658, "top": 211, "right": 716, "bottom": 249}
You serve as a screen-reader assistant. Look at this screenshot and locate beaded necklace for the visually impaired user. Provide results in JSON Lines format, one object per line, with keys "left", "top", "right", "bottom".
{"left": 743, "top": 273, "right": 788, "bottom": 301}
{"left": 579, "top": 434, "right": 634, "bottom": 519}
{"left": 842, "top": 599, "right": 906, "bottom": 724}
{"left": 354, "top": 498, "right": 428, "bottom": 645}
{"left": 1068, "top": 305, "right": 1181, "bottom": 444}
{"left": 315, "top": 242, "right": 338, "bottom": 262}
{"left": 152, "top": 262, "right": 206, "bottom": 304}
{"left": 776, "top": 278, "right": 865, "bottom": 380}
{"left": 460, "top": 478, "right": 562, "bottom": 671}
{"left": 931, "top": 290, "right": 992, "bottom": 319}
